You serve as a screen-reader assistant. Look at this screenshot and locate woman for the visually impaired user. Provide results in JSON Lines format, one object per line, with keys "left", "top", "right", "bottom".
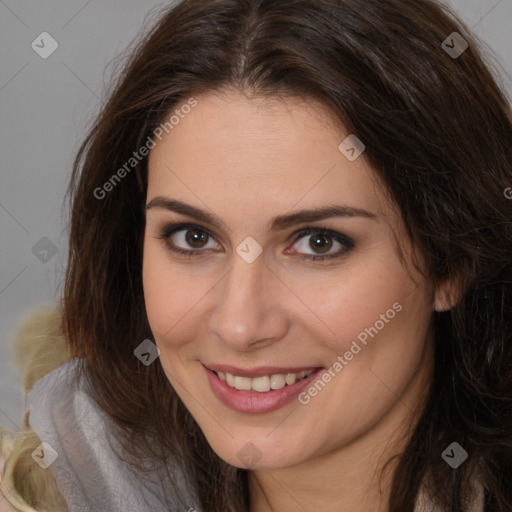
{"left": 1, "top": 0, "right": 511, "bottom": 510}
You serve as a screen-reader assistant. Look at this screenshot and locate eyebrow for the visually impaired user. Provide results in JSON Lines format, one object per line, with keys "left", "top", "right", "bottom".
{"left": 145, "top": 197, "right": 378, "bottom": 231}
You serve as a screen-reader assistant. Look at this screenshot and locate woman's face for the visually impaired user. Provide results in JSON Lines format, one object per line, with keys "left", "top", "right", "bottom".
{"left": 143, "top": 89, "right": 439, "bottom": 471}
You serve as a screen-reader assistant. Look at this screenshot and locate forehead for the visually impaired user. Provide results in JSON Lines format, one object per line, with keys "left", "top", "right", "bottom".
{"left": 146, "top": 89, "right": 391, "bottom": 220}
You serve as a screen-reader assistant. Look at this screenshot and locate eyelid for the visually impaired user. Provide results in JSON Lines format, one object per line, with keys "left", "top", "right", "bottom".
{"left": 289, "top": 226, "right": 354, "bottom": 247}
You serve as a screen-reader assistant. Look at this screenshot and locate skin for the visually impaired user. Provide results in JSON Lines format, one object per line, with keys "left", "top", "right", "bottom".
{"left": 142, "top": 89, "right": 454, "bottom": 512}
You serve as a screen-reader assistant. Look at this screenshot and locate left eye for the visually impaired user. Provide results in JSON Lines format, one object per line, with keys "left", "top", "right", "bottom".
{"left": 157, "top": 223, "right": 354, "bottom": 262}
{"left": 287, "top": 227, "right": 354, "bottom": 261}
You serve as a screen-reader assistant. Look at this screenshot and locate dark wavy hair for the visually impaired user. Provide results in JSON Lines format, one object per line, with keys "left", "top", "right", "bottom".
{"left": 61, "top": 0, "right": 512, "bottom": 510}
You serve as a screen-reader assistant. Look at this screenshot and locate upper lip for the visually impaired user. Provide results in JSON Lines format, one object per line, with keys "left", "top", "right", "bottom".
{"left": 203, "top": 363, "right": 322, "bottom": 378}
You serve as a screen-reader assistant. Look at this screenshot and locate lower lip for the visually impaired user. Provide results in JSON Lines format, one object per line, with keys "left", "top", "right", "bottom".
{"left": 205, "top": 366, "right": 324, "bottom": 414}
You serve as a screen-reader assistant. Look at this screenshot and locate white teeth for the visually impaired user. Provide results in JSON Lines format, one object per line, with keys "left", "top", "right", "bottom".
{"left": 270, "top": 374, "right": 286, "bottom": 390}
{"left": 251, "top": 376, "right": 270, "bottom": 392}
{"left": 218, "top": 369, "right": 314, "bottom": 393}
{"left": 285, "top": 373, "right": 297, "bottom": 385}
{"left": 234, "top": 376, "right": 252, "bottom": 391}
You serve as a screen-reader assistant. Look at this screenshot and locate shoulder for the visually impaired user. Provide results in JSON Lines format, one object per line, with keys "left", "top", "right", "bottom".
{"left": 26, "top": 357, "right": 201, "bottom": 510}
{"left": 3, "top": 305, "right": 202, "bottom": 511}
{"left": 0, "top": 304, "right": 70, "bottom": 512}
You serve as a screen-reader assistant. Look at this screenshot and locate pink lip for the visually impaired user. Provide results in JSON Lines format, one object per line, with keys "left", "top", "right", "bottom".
{"left": 204, "top": 363, "right": 319, "bottom": 378}
{"left": 204, "top": 365, "right": 324, "bottom": 414}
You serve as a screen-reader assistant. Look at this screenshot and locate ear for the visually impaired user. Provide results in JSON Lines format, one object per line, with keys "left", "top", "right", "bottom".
{"left": 433, "top": 277, "right": 462, "bottom": 312}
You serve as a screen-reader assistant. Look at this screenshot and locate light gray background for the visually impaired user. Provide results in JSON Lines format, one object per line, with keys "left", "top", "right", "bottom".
{"left": 1, "top": 0, "right": 511, "bottom": 433}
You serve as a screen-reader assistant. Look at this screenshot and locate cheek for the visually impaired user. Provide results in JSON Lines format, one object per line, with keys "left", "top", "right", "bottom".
{"left": 142, "top": 240, "right": 214, "bottom": 349}
{"left": 309, "top": 255, "right": 433, "bottom": 375}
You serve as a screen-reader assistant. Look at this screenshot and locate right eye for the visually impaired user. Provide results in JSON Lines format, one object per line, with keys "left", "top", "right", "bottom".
{"left": 157, "top": 223, "right": 220, "bottom": 257}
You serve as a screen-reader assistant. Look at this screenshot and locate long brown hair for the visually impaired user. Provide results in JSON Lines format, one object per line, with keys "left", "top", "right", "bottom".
{"left": 62, "top": 1, "right": 512, "bottom": 510}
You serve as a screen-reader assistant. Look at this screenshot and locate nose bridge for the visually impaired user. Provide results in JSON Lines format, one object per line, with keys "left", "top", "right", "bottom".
{"left": 207, "top": 250, "right": 287, "bottom": 348}
{"left": 227, "top": 253, "right": 265, "bottom": 305}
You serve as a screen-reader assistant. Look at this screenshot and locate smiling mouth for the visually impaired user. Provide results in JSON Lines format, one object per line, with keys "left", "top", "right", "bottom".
{"left": 214, "top": 369, "right": 315, "bottom": 393}
{"left": 205, "top": 366, "right": 325, "bottom": 413}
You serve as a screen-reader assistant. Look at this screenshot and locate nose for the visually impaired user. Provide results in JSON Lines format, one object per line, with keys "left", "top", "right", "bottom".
{"left": 206, "top": 250, "right": 290, "bottom": 351}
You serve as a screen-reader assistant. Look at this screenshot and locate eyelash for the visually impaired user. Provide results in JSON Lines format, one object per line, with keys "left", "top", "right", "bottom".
{"left": 156, "top": 222, "right": 355, "bottom": 262}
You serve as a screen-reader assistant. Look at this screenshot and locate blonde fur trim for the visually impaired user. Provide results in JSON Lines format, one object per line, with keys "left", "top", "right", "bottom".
{"left": 0, "top": 304, "right": 71, "bottom": 511}
{"left": 9, "top": 303, "right": 71, "bottom": 396}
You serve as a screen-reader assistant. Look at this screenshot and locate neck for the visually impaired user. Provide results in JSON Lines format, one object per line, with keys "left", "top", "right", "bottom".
{"left": 249, "top": 435, "right": 399, "bottom": 512}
